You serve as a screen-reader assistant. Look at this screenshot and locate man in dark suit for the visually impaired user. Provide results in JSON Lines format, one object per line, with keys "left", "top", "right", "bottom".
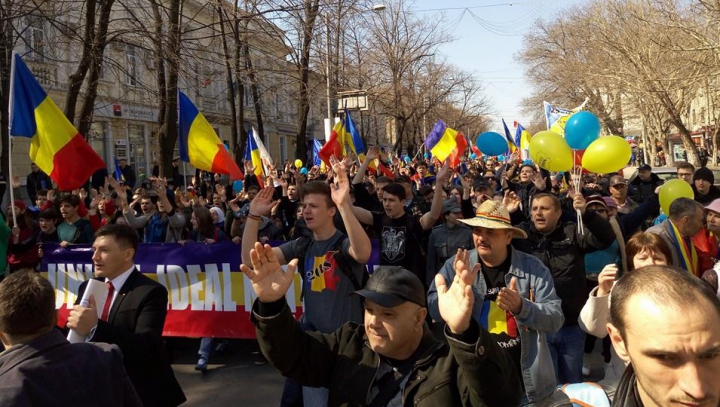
{"left": 67, "top": 224, "right": 186, "bottom": 407}
{"left": 0, "top": 271, "right": 141, "bottom": 406}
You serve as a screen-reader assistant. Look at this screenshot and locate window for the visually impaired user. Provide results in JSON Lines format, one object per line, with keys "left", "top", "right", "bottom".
{"left": 126, "top": 44, "right": 138, "bottom": 86}
{"left": 25, "top": 16, "right": 45, "bottom": 62}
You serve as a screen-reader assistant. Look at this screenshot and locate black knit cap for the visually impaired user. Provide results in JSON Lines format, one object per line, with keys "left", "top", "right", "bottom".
{"left": 694, "top": 167, "right": 715, "bottom": 184}
{"left": 352, "top": 266, "right": 426, "bottom": 308}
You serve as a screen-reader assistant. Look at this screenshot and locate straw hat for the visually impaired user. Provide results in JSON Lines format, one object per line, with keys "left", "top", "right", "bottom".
{"left": 459, "top": 200, "right": 528, "bottom": 239}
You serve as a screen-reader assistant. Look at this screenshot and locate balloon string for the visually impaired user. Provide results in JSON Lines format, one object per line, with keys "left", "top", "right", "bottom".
{"left": 572, "top": 158, "right": 585, "bottom": 235}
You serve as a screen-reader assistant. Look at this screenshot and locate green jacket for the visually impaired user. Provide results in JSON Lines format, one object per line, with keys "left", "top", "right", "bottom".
{"left": 251, "top": 299, "right": 521, "bottom": 407}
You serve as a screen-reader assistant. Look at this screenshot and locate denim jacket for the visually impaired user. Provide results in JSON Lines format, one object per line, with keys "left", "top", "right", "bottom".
{"left": 428, "top": 247, "right": 565, "bottom": 404}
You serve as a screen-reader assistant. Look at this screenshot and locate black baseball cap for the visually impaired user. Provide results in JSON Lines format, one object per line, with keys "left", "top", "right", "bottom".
{"left": 638, "top": 164, "right": 652, "bottom": 171}
{"left": 352, "top": 266, "right": 426, "bottom": 308}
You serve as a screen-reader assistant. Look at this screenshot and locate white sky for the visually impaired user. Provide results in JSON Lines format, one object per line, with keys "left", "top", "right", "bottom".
{"left": 409, "top": 0, "right": 584, "bottom": 133}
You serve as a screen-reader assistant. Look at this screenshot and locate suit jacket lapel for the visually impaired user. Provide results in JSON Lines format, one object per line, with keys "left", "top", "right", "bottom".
{"left": 108, "top": 268, "right": 139, "bottom": 323}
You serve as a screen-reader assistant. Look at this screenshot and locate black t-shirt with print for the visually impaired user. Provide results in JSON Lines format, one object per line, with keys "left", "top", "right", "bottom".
{"left": 371, "top": 212, "right": 425, "bottom": 284}
{"left": 480, "top": 251, "right": 523, "bottom": 388}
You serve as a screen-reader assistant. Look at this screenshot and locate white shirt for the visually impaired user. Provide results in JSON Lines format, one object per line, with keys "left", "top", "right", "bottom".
{"left": 87, "top": 264, "right": 135, "bottom": 341}
{"left": 105, "top": 264, "right": 136, "bottom": 310}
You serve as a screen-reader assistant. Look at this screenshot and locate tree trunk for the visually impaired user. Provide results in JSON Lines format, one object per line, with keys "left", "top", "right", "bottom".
{"left": 77, "top": 0, "right": 115, "bottom": 138}
{"left": 64, "top": 0, "right": 97, "bottom": 124}
{"left": 150, "top": 0, "right": 167, "bottom": 133}
{"left": 217, "top": 4, "right": 239, "bottom": 164}
{"left": 0, "top": 13, "right": 12, "bottom": 189}
{"left": 294, "top": 0, "right": 320, "bottom": 163}
{"left": 232, "top": 3, "right": 245, "bottom": 162}
{"left": 243, "top": 32, "right": 264, "bottom": 143}
{"left": 159, "top": 0, "right": 181, "bottom": 179}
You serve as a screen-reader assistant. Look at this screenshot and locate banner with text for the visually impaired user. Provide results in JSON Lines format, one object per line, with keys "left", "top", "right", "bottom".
{"left": 42, "top": 241, "right": 380, "bottom": 339}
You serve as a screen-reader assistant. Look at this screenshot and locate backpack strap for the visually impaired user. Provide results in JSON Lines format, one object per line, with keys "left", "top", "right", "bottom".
{"left": 332, "top": 237, "right": 369, "bottom": 291}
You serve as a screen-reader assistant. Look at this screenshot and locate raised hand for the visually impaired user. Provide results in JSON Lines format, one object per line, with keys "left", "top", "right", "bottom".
{"left": 502, "top": 190, "right": 521, "bottom": 213}
{"left": 330, "top": 156, "right": 350, "bottom": 207}
{"left": 249, "top": 185, "right": 278, "bottom": 217}
{"left": 597, "top": 264, "right": 618, "bottom": 297}
{"left": 366, "top": 146, "right": 379, "bottom": 161}
{"left": 436, "top": 256, "right": 480, "bottom": 334}
{"left": 497, "top": 277, "right": 523, "bottom": 315}
{"left": 240, "top": 242, "right": 298, "bottom": 303}
{"left": 436, "top": 160, "right": 451, "bottom": 183}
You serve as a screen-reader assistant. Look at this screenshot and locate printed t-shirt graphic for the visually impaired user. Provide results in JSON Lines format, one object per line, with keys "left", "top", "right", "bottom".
{"left": 304, "top": 250, "right": 340, "bottom": 292}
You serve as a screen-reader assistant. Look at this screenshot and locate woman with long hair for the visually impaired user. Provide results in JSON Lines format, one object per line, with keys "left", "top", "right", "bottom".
{"left": 579, "top": 231, "right": 673, "bottom": 382}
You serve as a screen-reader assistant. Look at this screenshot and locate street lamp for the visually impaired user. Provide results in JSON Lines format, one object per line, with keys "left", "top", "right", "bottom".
{"left": 324, "top": 4, "right": 385, "bottom": 141}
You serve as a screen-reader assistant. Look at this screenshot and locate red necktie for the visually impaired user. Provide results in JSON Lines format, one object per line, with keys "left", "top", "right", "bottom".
{"left": 100, "top": 282, "right": 115, "bottom": 321}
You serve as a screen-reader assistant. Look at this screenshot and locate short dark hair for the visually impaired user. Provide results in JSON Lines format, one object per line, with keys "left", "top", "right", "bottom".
{"left": 299, "top": 181, "right": 334, "bottom": 208}
{"left": 246, "top": 185, "right": 261, "bottom": 193}
{"left": 418, "top": 185, "right": 434, "bottom": 197}
{"left": 59, "top": 194, "right": 80, "bottom": 207}
{"left": 95, "top": 224, "right": 139, "bottom": 256}
{"left": 532, "top": 193, "right": 561, "bottom": 211}
{"left": 609, "top": 265, "right": 720, "bottom": 343}
{"left": 36, "top": 189, "right": 49, "bottom": 198}
{"left": 668, "top": 197, "right": 701, "bottom": 219}
{"left": 676, "top": 162, "right": 695, "bottom": 173}
{"left": 382, "top": 183, "right": 406, "bottom": 201}
{"left": 394, "top": 175, "right": 411, "bottom": 185}
{"left": 625, "top": 232, "right": 674, "bottom": 270}
{"left": 0, "top": 271, "right": 56, "bottom": 337}
{"left": 375, "top": 176, "right": 393, "bottom": 185}
{"left": 38, "top": 208, "right": 60, "bottom": 221}
{"left": 519, "top": 164, "right": 536, "bottom": 173}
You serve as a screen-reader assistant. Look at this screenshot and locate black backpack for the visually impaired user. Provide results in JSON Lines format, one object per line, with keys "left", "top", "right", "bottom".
{"left": 294, "top": 235, "right": 370, "bottom": 299}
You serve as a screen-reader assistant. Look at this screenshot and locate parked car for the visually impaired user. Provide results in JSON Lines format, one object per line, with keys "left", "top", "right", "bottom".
{"left": 626, "top": 166, "right": 720, "bottom": 186}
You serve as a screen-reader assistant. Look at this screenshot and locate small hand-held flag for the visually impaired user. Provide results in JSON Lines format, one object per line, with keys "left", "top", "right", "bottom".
{"left": 10, "top": 53, "right": 105, "bottom": 190}
{"left": 113, "top": 159, "right": 125, "bottom": 181}
{"left": 178, "top": 91, "right": 243, "bottom": 180}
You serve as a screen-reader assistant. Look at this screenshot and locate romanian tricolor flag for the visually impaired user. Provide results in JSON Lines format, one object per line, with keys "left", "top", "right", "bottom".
{"left": 244, "top": 129, "right": 265, "bottom": 188}
{"left": 424, "top": 120, "right": 463, "bottom": 163}
{"left": 10, "top": 53, "right": 105, "bottom": 191}
{"left": 318, "top": 121, "right": 345, "bottom": 166}
{"left": 178, "top": 91, "right": 243, "bottom": 180}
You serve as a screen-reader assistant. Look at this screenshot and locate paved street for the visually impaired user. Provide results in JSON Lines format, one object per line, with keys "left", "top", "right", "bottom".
{"left": 169, "top": 338, "right": 284, "bottom": 406}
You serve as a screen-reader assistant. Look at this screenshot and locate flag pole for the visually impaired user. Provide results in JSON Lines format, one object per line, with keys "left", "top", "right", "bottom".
{"left": 7, "top": 51, "right": 18, "bottom": 228}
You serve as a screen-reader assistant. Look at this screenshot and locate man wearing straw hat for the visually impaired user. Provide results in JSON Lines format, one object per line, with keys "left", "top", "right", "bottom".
{"left": 427, "top": 200, "right": 566, "bottom": 406}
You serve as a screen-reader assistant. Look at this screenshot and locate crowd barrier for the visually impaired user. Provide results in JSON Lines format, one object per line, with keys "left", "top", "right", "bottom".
{"left": 41, "top": 240, "right": 381, "bottom": 339}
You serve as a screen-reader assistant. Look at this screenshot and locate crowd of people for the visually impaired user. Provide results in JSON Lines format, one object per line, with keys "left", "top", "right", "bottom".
{"left": 1, "top": 147, "right": 720, "bottom": 406}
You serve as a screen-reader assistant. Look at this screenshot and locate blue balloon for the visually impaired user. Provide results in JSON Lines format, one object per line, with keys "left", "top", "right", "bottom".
{"left": 475, "top": 132, "right": 508, "bottom": 156}
{"left": 469, "top": 153, "right": 477, "bottom": 160}
{"left": 498, "top": 155, "right": 506, "bottom": 161}
{"left": 423, "top": 153, "right": 429, "bottom": 159}
{"left": 300, "top": 168, "right": 309, "bottom": 175}
{"left": 564, "top": 111, "right": 601, "bottom": 150}
{"left": 232, "top": 180, "right": 243, "bottom": 193}
{"left": 404, "top": 156, "right": 411, "bottom": 164}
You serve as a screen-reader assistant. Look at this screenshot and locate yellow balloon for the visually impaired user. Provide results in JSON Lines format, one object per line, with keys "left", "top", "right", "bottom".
{"left": 659, "top": 179, "right": 694, "bottom": 215}
{"left": 294, "top": 159, "right": 303, "bottom": 168}
{"left": 529, "top": 130, "right": 573, "bottom": 172}
{"left": 581, "top": 136, "right": 631, "bottom": 174}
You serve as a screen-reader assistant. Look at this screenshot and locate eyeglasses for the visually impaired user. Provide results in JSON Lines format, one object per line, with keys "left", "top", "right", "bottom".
{"left": 588, "top": 208, "right": 607, "bottom": 214}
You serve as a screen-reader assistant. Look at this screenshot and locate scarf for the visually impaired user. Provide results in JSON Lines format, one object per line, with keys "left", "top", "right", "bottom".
{"left": 670, "top": 220, "right": 697, "bottom": 275}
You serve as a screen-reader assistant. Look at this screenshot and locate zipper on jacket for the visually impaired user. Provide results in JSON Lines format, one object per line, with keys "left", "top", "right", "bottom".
{"left": 365, "top": 355, "right": 382, "bottom": 404}
{"left": 412, "top": 379, "right": 451, "bottom": 405}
